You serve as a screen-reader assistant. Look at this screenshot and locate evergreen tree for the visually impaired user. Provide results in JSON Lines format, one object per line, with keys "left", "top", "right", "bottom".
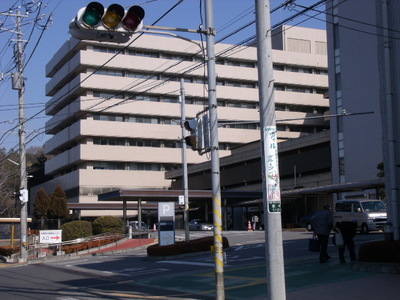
{"left": 33, "top": 188, "right": 50, "bottom": 229}
{"left": 49, "top": 186, "right": 69, "bottom": 228}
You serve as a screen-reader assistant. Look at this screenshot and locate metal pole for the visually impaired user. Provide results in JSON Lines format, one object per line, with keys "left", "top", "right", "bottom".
{"left": 16, "top": 9, "right": 28, "bottom": 263}
{"left": 255, "top": 1, "right": 286, "bottom": 299}
{"left": 204, "top": 0, "right": 225, "bottom": 299}
{"left": 180, "top": 78, "right": 190, "bottom": 242}
{"left": 138, "top": 199, "right": 142, "bottom": 229}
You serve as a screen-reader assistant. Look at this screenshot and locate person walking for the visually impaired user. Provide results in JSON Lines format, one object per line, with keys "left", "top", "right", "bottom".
{"left": 335, "top": 220, "right": 357, "bottom": 263}
{"left": 312, "top": 204, "right": 334, "bottom": 263}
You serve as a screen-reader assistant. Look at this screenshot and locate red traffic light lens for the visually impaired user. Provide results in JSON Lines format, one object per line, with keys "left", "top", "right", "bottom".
{"left": 82, "top": 2, "right": 104, "bottom": 27}
{"left": 102, "top": 4, "right": 125, "bottom": 29}
{"left": 122, "top": 6, "right": 145, "bottom": 31}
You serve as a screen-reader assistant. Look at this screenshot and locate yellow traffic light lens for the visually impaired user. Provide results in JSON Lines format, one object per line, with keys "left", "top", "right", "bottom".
{"left": 103, "top": 11, "right": 121, "bottom": 29}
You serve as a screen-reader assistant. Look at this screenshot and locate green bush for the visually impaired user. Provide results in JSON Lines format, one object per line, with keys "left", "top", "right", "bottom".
{"left": 61, "top": 220, "right": 92, "bottom": 241}
{"left": 92, "top": 216, "right": 124, "bottom": 235}
{"left": 359, "top": 240, "right": 400, "bottom": 263}
{"left": 147, "top": 236, "right": 229, "bottom": 257}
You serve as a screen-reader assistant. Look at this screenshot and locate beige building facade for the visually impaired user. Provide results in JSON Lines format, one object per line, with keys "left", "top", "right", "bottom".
{"left": 32, "top": 26, "right": 329, "bottom": 218}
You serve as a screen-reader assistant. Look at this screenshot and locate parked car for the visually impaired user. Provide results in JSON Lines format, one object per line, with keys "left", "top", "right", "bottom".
{"left": 334, "top": 199, "right": 387, "bottom": 234}
{"left": 189, "top": 219, "right": 214, "bottom": 231}
{"left": 298, "top": 211, "right": 318, "bottom": 231}
{"left": 129, "top": 221, "right": 147, "bottom": 230}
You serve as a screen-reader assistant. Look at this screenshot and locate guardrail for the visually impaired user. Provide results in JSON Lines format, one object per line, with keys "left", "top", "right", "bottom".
{"left": 2, "top": 230, "right": 155, "bottom": 262}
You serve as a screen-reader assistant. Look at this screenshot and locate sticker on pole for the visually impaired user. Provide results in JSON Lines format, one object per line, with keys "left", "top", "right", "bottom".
{"left": 264, "top": 126, "right": 281, "bottom": 213}
{"left": 39, "top": 230, "right": 62, "bottom": 244}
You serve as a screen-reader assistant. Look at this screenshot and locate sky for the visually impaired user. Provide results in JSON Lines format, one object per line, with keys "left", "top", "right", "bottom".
{"left": 0, "top": 0, "right": 327, "bottom": 152}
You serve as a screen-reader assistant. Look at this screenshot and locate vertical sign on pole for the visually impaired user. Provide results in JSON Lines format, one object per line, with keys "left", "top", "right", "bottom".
{"left": 264, "top": 126, "right": 281, "bottom": 213}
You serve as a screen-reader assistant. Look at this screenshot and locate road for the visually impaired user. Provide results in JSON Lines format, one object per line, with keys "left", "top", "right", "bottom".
{"left": 0, "top": 230, "right": 385, "bottom": 299}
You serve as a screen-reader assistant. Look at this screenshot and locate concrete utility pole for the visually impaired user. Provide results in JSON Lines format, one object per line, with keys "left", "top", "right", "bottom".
{"left": 1, "top": 6, "right": 29, "bottom": 263}
{"left": 180, "top": 78, "right": 190, "bottom": 242}
{"left": 255, "top": 0, "right": 286, "bottom": 299}
{"left": 204, "top": 0, "right": 225, "bottom": 299}
{"left": 16, "top": 9, "right": 28, "bottom": 263}
{"left": 381, "top": 0, "right": 400, "bottom": 240}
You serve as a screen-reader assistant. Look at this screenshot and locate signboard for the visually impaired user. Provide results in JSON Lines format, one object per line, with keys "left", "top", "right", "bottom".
{"left": 158, "top": 202, "right": 175, "bottom": 246}
{"left": 159, "top": 202, "right": 175, "bottom": 217}
{"left": 178, "top": 195, "right": 184, "bottom": 206}
{"left": 39, "top": 230, "right": 62, "bottom": 244}
{"left": 264, "top": 126, "right": 281, "bottom": 213}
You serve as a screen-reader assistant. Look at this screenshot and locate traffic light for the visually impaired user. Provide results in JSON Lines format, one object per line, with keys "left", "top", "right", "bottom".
{"left": 17, "top": 189, "right": 29, "bottom": 203}
{"left": 184, "top": 118, "right": 204, "bottom": 151}
{"left": 69, "top": 2, "right": 145, "bottom": 43}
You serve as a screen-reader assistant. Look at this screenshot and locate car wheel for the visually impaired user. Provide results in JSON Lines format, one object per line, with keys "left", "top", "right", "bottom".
{"left": 360, "top": 223, "right": 369, "bottom": 234}
{"left": 306, "top": 223, "right": 313, "bottom": 232}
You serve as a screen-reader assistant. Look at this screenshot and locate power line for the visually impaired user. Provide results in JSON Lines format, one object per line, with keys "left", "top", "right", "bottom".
{"left": 2, "top": 0, "right": 330, "bottom": 150}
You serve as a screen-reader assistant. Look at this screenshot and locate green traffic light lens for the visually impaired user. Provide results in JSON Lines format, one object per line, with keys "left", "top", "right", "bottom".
{"left": 83, "top": 10, "right": 102, "bottom": 27}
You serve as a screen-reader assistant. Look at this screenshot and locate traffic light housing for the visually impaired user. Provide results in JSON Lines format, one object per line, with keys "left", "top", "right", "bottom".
{"left": 69, "top": 2, "right": 145, "bottom": 43}
{"left": 184, "top": 118, "right": 204, "bottom": 151}
{"left": 17, "top": 189, "right": 29, "bottom": 203}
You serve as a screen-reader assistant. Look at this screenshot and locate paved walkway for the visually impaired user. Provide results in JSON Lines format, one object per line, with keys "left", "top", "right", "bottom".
{"left": 137, "top": 254, "right": 400, "bottom": 300}
{"left": 88, "top": 237, "right": 156, "bottom": 254}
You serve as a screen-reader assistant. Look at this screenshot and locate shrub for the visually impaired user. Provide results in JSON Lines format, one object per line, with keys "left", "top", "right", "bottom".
{"left": 61, "top": 220, "right": 92, "bottom": 241}
{"left": 92, "top": 216, "right": 124, "bottom": 235}
{"left": 0, "top": 246, "right": 19, "bottom": 257}
{"left": 147, "top": 236, "right": 229, "bottom": 257}
{"left": 359, "top": 240, "right": 400, "bottom": 263}
{"left": 62, "top": 236, "right": 124, "bottom": 254}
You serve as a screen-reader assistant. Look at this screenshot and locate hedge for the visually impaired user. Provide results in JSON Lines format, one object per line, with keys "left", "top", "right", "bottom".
{"left": 92, "top": 216, "right": 124, "bottom": 235}
{"left": 147, "top": 236, "right": 229, "bottom": 257}
{"left": 359, "top": 240, "right": 400, "bottom": 263}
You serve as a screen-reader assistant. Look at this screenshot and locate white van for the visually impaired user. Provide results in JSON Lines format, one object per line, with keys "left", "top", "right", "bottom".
{"left": 333, "top": 199, "right": 387, "bottom": 234}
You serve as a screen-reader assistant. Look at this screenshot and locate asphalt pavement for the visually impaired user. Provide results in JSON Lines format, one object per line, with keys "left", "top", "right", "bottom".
{"left": 137, "top": 252, "right": 400, "bottom": 300}
{"left": 1, "top": 233, "right": 399, "bottom": 299}
{"left": 84, "top": 233, "right": 400, "bottom": 299}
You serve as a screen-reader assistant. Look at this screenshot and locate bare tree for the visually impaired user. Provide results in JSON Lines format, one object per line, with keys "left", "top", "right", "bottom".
{"left": 0, "top": 149, "right": 21, "bottom": 217}
{"left": 0, "top": 146, "right": 46, "bottom": 218}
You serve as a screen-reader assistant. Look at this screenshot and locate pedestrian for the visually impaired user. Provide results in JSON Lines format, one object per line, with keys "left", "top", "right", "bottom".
{"left": 312, "top": 204, "right": 334, "bottom": 263}
{"left": 335, "top": 220, "right": 357, "bottom": 263}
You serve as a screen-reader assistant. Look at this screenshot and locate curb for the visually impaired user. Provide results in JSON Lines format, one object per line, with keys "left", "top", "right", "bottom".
{"left": 352, "top": 261, "right": 400, "bottom": 274}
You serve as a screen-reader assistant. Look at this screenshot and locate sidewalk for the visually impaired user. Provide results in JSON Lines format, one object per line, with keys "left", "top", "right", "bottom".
{"left": 88, "top": 237, "right": 156, "bottom": 254}
{"left": 0, "top": 236, "right": 157, "bottom": 265}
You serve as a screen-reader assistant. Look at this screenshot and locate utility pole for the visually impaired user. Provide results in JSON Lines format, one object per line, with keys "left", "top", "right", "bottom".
{"left": 255, "top": 1, "right": 286, "bottom": 299}
{"left": 204, "top": 1, "right": 225, "bottom": 299}
{"left": 180, "top": 78, "right": 190, "bottom": 242}
{"left": 1, "top": 6, "right": 29, "bottom": 263}
{"left": 16, "top": 9, "right": 28, "bottom": 263}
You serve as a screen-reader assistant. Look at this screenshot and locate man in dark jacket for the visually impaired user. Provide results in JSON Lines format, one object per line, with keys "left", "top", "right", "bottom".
{"left": 335, "top": 220, "right": 357, "bottom": 263}
{"left": 313, "top": 204, "right": 334, "bottom": 263}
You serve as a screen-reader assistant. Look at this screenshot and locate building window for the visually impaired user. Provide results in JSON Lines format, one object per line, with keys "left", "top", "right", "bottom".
{"left": 97, "top": 69, "right": 123, "bottom": 77}
{"left": 93, "top": 90, "right": 124, "bottom": 99}
{"left": 93, "top": 114, "right": 123, "bottom": 122}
